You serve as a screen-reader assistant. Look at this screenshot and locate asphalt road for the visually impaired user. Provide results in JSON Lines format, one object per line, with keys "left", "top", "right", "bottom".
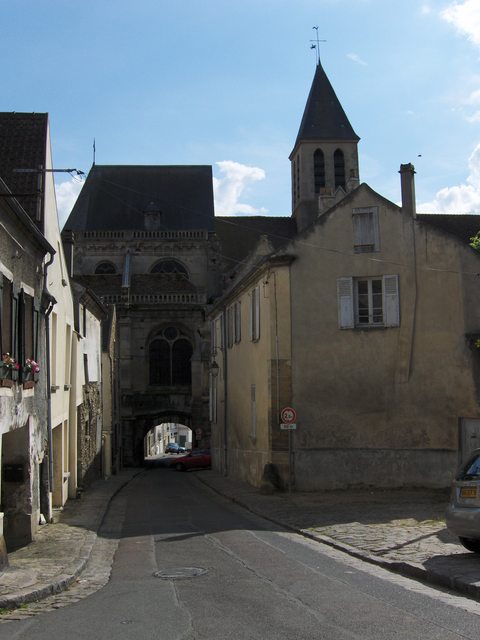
{"left": 3, "top": 467, "right": 480, "bottom": 639}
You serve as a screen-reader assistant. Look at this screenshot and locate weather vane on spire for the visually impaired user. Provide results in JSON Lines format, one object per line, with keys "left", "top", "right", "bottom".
{"left": 310, "top": 26, "right": 326, "bottom": 65}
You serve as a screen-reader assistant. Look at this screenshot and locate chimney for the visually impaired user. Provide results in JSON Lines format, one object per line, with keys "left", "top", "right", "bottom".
{"left": 399, "top": 163, "right": 416, "bottom": 219}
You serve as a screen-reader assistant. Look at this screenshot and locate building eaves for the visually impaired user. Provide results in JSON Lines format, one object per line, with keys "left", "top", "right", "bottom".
{"left": 209, "top": 253, "right": 295, "bottom": 315}
{"left": 0, "top": 176, "right": 54, "bottom": 255}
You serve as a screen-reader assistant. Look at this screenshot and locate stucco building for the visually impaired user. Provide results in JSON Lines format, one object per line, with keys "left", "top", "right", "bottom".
{"left": 208, "top": 63, "right": 480, "bottom": 490}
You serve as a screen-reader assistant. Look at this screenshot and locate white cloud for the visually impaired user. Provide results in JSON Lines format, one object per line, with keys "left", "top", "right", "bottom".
{"left": 213, "top": 160, "right": 267, "bottom": 216}
{"left": 347, "top": 52, "right": 367, "bottom": 66}
{"left": 467, "top": 111, "right": 480, "bottom": 123}
{"left": 417, "top": 143, "right": 480, "bottom": 213}
{"left": 442, "top": 1, "right": 480, "bottom": 47}
{"left": 421, "top": 4, "right": 432, "bottom": 15}
{"left": 55, "top": 178, "right": 83, "bottom": 227}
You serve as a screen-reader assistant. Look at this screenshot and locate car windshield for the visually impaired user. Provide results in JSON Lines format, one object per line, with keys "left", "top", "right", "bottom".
{"left": 457, "top": 453, "right": 480, "bottom": 480}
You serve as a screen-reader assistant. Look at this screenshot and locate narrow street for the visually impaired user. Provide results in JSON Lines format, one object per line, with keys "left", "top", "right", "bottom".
{"left": 3, "top": 468, "right": 480, "bottom": 639}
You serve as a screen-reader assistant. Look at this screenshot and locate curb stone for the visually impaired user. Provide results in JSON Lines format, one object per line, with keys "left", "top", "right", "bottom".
{"left": 0, "top": 469, "right": 143, "bottom": 610}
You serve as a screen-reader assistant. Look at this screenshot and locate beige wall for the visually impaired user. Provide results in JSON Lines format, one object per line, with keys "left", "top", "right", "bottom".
{"left": 289, "top": 185, "right": 480, "bottom": 489}
{"left": 211, "top": 260, "right": 293, "bottom": 488}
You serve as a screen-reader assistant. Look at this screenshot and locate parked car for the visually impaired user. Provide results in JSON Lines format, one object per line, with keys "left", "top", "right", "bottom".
{"left": 170, "top": 449, "right": 211, "bottom": 472}
{"left": 446, "top": 448, "right": 480, "bottom": 552}
{"left": 165, "top": 443, "right": 186, "bottom": 454}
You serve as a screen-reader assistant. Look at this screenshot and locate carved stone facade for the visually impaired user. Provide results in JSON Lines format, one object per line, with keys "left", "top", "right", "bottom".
{"left": 64, "top": 167, "right": 220, "bottom": 465}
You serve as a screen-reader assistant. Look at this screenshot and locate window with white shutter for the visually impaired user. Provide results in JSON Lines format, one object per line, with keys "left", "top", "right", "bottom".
{"left": 337, "top": 275, "right": 400, "bottom": 329}
{"left": 337, "top": 277, "right": 354, "bottom": 329}
{"left": 352, "top": 207, "right": 379, "bottom": 253}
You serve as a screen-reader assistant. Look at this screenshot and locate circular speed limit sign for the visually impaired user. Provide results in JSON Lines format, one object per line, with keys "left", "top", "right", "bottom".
{"left": 280, "top": 406, "right": 296, "bottom": 424}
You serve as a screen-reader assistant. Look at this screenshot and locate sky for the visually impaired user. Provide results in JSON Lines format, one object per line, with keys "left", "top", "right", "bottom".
{"left": 2, "top": 0, "right": 480, "bottom": 226}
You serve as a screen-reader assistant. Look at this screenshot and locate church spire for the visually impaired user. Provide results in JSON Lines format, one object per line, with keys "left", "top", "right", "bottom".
{"left": 290, "top": 62, "right": 360, "bottom": 232}
{"left": 291, "top": 62, "right": 359, "bottom": 157}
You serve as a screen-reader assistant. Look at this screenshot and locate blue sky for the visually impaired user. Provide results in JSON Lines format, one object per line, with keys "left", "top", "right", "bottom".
{"left": 2, "top": 0, "right": 480, "bottom": 225}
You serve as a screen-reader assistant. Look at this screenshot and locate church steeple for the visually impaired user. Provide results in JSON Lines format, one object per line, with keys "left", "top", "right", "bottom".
{"left": 290, "top": 62, "right": 360, "bottom": 231}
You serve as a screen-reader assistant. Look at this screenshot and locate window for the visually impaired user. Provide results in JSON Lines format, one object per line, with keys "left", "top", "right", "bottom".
{"left": 151, "top": 260, "right": 188, "bottom": 277}
{"left": 337, "top": 275, "right": 399, "bottom": 329}
{"left": 314, "top": 149, "right": 326, "bottom": 193}
{"left": 352, "top": 207, "right": 379, "bottom": 253}
{"left": 1, "top": 276, "right": 13, "bottom": 359}
{"left": 149, "top": 326, "right": 192, "bottom": 385}
{"left": 356, "top": 278, "right": 383, "bottom": 325}
{"left": 334, "top": 149, "right": 346, "bottom": 189}
{"left": 250, "top": 286, "right": 260, "bottom": 341}
{"left": 234, "top": 301, "right": 241, "bottom": 344}
{"left": 209, "top": 372, "right": 217, "bottom": 424}
{"left": 227, "top": 306, "right": 234, "bottom": 349}
{"left": 18, "top": 289, "right": 37, "bottom": 382}
{"left": 94, "top": 262, "right": 116, "bottom": 275}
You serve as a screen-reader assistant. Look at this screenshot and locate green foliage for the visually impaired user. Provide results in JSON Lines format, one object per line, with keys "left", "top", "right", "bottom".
{"left": 470, "top": 231, "right": 480, "bottom": 252}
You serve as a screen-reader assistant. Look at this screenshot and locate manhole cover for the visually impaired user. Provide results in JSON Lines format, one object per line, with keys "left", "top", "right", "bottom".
{"left": 153, "top": 567, "right": 208, "bottom": 580}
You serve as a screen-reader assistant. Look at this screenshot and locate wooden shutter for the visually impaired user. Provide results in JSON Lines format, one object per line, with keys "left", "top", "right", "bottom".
{"left": 337, "top": 277, "right": 354, "bottom": 329}
{"left": 383, "top": 275, "right": 400, "bottom": 327}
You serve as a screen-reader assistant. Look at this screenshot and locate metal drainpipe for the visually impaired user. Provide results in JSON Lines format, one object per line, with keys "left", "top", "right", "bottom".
{"left": 43, "top": 254, "right": 56, "bottom": 506}
{"left": 221, "top": 310, "right": 228, "bottom": 476}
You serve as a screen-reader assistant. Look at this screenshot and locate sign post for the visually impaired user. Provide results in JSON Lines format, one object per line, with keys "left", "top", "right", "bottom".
{"left": 280, "top": 407, "right": 297, "bottom": 492}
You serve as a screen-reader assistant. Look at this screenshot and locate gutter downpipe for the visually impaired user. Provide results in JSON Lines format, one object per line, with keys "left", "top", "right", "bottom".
{"left": 221, "top": 310, "right": 228, "bottom": 476}
{"left": 43, "top": 253, "right": 56, "bottom": 521}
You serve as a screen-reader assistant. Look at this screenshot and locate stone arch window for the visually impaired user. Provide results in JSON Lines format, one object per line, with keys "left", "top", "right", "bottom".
{"left": 150, "top": 260, "right": 188, "bottom": 278}
{"left": 149, "top": 326, "right": 192, "bottom": 386}
{"left": 314, "top": 149, "right": 326, "bottom": 193}
{"left": 94, "top": 261, "right": 116, "bottom": 275}
{"left": 334, "top": 149, "right": 346, "bottom": 190}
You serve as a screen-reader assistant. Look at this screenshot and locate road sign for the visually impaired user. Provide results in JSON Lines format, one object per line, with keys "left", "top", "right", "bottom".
{"left": 280, "top": 423, "right": 297, "bottom": 430}
{"left": 280, "top": 407, "right": 296, "bottom": 424}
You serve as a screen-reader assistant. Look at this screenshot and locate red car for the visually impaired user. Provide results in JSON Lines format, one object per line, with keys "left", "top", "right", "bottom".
{"left": 170, "top": 449, "right": 211, "bottom": 472}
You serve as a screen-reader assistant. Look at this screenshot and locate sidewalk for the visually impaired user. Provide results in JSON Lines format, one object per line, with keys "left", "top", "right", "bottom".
{"left": 1, "top": 467, "right": 480, "bottom": 611}
{"left": 0, "top": 468, "right": 141, "bottom": 610}
{"left": 196, "top": 471, "right": 480, "bottom": 600}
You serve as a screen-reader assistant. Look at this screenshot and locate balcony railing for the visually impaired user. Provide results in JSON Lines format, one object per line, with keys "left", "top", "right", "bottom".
{"left": 101, "top": 292, "right": 207, "bottom": 305}
{"left": 81, "top": 229, "right": 209, "bottom": 241}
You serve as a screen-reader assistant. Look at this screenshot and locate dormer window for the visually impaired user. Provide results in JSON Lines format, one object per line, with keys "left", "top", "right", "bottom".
{"left": 144, "top": 201, "right": 162, "bottom": 231}
{"left": 352, "top": 207, "right": 380, "bottom": 253}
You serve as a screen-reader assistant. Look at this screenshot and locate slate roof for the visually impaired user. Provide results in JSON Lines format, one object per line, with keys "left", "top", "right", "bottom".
{"left": 64, "top": 164, "right": 215, "bottom": 232}
{"left": 0, "top": 113, "right": 48, "bottom": 226}
{"left": 291, "top": 63, "right": 360, "bottom": 155}
{"left": 214, "top": 216, "right": 296, "bottom": 272}
{"left": 417, "top": 214, "right": 480, "bottom": 243}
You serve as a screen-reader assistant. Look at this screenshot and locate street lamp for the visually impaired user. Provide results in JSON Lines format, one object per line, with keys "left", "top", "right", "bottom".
{"left": 210, "top": 360, "right": 219, "bottom": 378}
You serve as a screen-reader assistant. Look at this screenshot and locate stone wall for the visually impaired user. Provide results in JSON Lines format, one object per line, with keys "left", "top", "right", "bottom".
{"left": 78, "top": 382, "right": 102, "bottom": 488}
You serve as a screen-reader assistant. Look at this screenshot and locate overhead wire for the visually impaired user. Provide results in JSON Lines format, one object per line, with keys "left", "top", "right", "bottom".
{"left": 81, "top": 173, "right": 480, "bottom": 278}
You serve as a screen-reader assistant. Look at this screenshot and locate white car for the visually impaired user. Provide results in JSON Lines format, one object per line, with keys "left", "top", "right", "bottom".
{"left": 446, "top": 448, "right": 480, "bottom": 552}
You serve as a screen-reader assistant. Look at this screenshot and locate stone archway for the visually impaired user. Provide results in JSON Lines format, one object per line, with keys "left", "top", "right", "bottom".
{"left": 125, "top": 411, "right": 198, "bottom": 466}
